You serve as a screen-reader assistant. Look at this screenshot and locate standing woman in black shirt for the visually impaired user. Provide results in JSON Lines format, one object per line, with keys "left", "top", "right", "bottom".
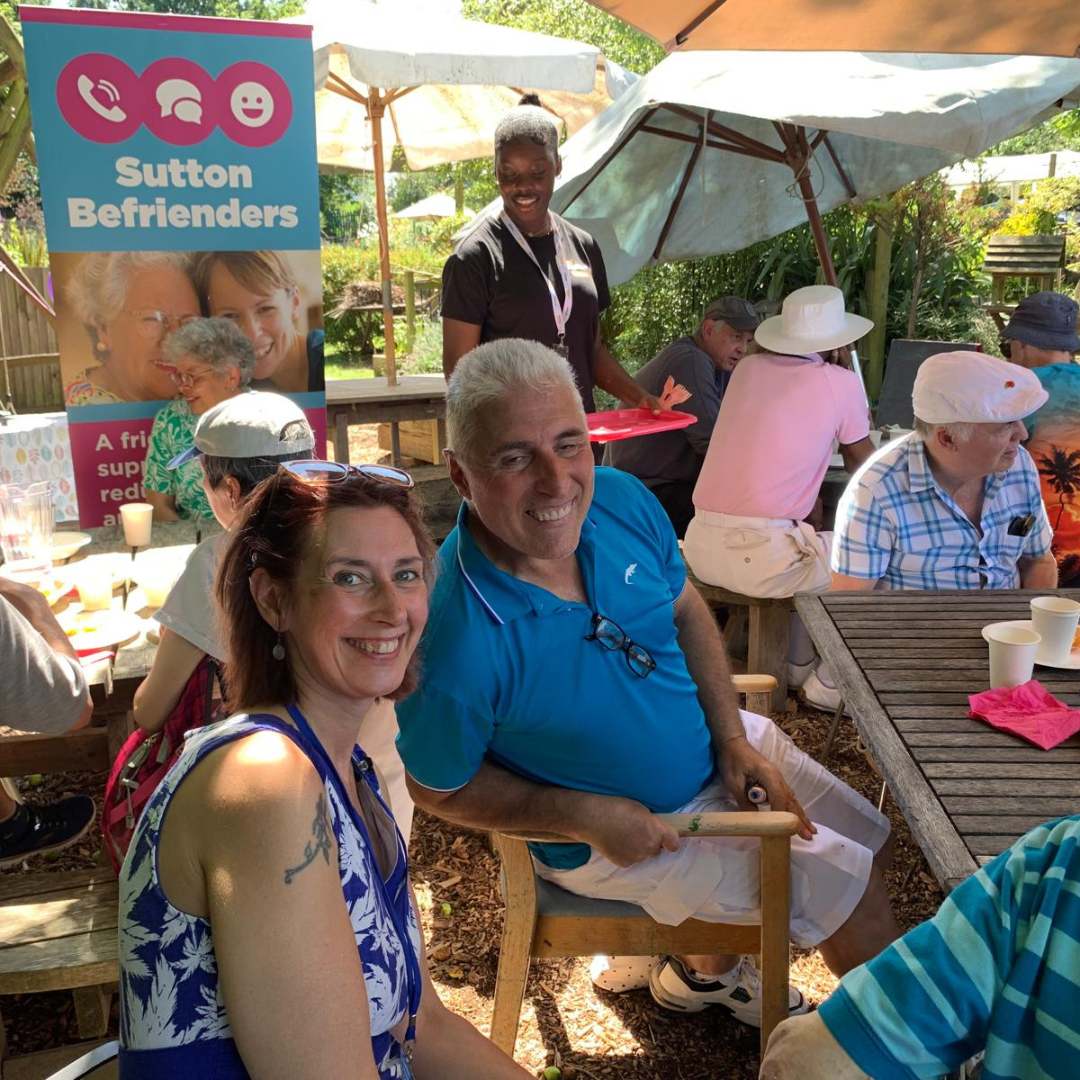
{"left": 441, "top": 95, "right": 659, "bottom": 415}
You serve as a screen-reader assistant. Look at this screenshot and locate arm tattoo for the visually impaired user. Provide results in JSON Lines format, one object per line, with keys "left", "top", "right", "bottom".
{"left": 284, "top": 792, "right": 333, "bottom": 884}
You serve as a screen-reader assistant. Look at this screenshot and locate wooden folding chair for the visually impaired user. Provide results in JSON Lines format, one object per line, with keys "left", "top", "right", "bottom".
{"left": 489, "top": 676, "right": 800, "bottom": 1060}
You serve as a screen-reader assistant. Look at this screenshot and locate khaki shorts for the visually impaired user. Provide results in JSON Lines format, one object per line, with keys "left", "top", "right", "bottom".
{"left": 535, "top": 711, "right": 890, "bottom": 947}
{"left": 684, "top": 510, "right": 832, "bottom": 598}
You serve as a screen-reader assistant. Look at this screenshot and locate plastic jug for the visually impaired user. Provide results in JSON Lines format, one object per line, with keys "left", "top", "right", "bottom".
{"left": 0, "top": 481, "right": 55, "bottom": 585}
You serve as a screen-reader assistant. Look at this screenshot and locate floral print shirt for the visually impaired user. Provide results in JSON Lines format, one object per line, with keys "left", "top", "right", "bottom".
{"left": 143, "top": 398, "right": 212, "bottom": 520}
{"left": 119, "top": 714, "right": 420, "bottom": 1079}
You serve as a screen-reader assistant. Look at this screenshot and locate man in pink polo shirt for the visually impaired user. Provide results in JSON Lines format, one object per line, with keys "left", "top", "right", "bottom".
{"left": 684, "top": 285, "right": 877, "bottom": 709}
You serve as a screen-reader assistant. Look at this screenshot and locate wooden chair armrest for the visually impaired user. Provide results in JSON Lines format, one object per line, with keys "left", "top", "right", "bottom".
{"left": 731, "top": 673, "right": 778, "bottom": 694}
{"left": 658, "top": 811, "right": 799, "bottom": 837}
{"left": 497, "top": 811, "right": 799, "bottom": 844}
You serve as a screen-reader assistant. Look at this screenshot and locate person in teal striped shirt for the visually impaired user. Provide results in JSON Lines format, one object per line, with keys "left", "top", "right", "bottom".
{"left": 761, "top": 814, "right": 1080, "bottom": 1079}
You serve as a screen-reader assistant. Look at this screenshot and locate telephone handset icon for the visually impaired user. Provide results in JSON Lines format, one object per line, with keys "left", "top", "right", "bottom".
{"left": 77, "top": 74, "right": 127, "bottom": 123}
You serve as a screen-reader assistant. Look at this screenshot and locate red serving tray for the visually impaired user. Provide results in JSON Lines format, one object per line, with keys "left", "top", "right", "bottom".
{"left": 586, "top": 408, "right": 696, "bottom": 443}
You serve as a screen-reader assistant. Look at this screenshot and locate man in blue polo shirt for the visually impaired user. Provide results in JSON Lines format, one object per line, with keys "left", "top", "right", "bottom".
{"left": 396, "top": 338, "right": 900, "bottom": 1028}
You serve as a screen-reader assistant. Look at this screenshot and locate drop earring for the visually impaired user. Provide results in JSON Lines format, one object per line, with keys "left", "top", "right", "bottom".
{"left": 272, "top": 634, "right": 285, "bottom": 661}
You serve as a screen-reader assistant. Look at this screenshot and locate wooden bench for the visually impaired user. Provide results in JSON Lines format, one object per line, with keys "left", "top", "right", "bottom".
{"left": 0, "top": 870, "right": 119, "bottom": 1059}
{"left": 684, "top": 565, "right": 793, "bottom": 712}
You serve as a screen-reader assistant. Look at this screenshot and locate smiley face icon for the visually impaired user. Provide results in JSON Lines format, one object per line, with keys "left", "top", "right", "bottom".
{"left": 230, "top": 81, "right": 274, "bottom": 128}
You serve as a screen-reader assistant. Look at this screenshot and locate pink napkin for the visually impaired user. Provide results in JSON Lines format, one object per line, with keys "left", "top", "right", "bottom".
{"left": 968, "top": 680, "right": 1080, "bottom": 750}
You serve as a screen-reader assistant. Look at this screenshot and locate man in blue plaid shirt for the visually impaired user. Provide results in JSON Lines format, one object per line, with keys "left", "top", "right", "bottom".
{"left": 832, "top": 351, "right": 1057, "bottom": 592}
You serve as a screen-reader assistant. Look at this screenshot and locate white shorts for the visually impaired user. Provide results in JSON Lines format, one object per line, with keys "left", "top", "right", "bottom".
{"left": 684, "top": 510, "right": 832, "bottom": 598}
{"left": 535, "top": 711, "right": 890, "bottom": 947}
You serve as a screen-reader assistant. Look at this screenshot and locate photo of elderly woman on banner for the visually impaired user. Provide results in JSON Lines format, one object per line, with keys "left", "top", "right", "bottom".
{"left": 50, "top": 248, "right": 325, "bottom": 528}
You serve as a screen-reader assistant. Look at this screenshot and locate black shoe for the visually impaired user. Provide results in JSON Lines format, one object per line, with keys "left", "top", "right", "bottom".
{"left": 0, "top": 796, "right": 96, "bottom": 867}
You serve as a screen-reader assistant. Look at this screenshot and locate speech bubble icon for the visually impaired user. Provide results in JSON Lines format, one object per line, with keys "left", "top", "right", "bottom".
{"left": 156, "top": 78, "right": 202, "bottom": 124}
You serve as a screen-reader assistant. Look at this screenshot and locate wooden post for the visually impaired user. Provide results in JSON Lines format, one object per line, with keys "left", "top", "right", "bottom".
{"left": 404, "top": 269, "right": 415, "bottom": 355}
{"left": 864, "top": 207, "right": 895, "bottom": 400}
{"left": 368, "top": 92, "right": 397, "bottom": 386}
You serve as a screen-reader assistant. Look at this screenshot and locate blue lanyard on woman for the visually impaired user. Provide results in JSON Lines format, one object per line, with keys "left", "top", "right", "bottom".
{"left": 285, "top": 702, "right": 422, "bottom": 1060}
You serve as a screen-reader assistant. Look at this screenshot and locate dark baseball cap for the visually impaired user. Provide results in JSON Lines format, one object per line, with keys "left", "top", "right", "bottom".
{"left": 703, "top": 296, "right": 759, "bottom": 331}
{"left": 1004, "top": 291, "right": 1080, "bottom": 352}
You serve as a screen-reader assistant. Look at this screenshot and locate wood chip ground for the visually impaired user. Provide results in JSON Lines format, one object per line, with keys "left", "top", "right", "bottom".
{"left": 1, "top": 699, "right": 945, "bottom": 1076}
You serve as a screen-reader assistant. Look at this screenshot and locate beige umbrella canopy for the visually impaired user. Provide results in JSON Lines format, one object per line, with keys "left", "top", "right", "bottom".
{"left": 585, "top": 0, "right": 1080, "bottom": 58}
{"left": 317, "top": 53, "right": 634, "bottom": 173}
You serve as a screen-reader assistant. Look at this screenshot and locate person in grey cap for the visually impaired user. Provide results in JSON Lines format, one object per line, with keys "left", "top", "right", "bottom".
{"left": 1002, "top": 290, "right": 1080, "bottom": 585}
{"left": 832, "top": 350, "right": 1058, "bottom": 593}
{"left": 606, "top": 296, "right": 759, "bottom": 537}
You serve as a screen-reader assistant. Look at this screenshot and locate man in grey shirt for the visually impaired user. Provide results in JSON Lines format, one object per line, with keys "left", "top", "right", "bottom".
{"left": 607, "top": 296, "right": 759, "bottom": 537}
{"left": 1, "top": 577, "right": 95, "bottom": 867}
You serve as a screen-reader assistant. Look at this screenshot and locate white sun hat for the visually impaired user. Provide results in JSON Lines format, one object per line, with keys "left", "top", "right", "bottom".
{"left": 754, "top": 285, "right": 873, "bottom": 356}
{"left": 912, "top": 351, "right": 1048, "bottom": 425}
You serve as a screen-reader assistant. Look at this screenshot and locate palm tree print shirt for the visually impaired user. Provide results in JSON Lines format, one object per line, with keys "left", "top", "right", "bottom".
{"left": 1026, "top": 363, "right": 1080, "bottom": 587}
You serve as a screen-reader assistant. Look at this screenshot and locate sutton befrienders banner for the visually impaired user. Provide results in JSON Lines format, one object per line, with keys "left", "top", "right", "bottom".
{"left": 22, "top": 7, "right": 324, "bottom": 528}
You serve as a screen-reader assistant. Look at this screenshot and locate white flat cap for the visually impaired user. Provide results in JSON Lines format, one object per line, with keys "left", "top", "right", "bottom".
{"left": 912, "top": 351, "right": 1048, "bottom": 425}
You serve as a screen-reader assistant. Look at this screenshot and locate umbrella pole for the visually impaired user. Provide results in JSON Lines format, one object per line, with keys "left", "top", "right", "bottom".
{"left": 370, "top": 91, "right": 398, "bottom": 388}
{"left": 796, "top": 171, "right": 838, "bottom": 289}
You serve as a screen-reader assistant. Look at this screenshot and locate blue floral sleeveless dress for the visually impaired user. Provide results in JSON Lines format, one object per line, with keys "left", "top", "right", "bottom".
{"left": 118, "top": 712, "right": 422, "bottom": 1079}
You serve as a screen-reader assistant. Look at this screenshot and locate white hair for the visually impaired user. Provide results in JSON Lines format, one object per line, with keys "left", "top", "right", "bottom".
{"left": 446, "top": 338, "right": 583, "bottom": 464}
{"left": 65, "top": 251, "right": 193, "bottom": 326}
{"left": 913, "top": 417, "right": 975, "bottom": 444}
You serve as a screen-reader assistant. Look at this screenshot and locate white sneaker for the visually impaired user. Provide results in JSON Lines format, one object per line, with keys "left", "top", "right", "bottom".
{"left": 590, "top": 954, "right": 661, "bottom": 992}
{"left": 787, "top": 659, "right": 816, "bottom": 689}
{"left": 799, "top": 669, "right": 843, "bottom": 712}
{"left": 648, "top": 955, "right": 809, "bottom": 1027}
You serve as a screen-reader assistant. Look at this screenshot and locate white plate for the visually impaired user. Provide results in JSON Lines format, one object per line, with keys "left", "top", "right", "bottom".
{"left": 58, "top": 609, "right": 143, "bottom": 653}
{"left": 51, "top": 532, "right": 92, "bottom": 562}
{"left": 981, "top": 619, "right": 1080, "bottom": 671}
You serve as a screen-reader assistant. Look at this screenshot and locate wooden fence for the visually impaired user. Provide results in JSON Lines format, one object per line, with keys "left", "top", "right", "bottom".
{"left": 0, "top": 265, "right": 62, "bottom": 412}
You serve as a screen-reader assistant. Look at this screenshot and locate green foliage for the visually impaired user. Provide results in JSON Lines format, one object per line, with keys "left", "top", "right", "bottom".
{"left": 400, "top": 316, "right": 445, "bottom": 375}
{"left": 461, "top": 0, "right": 664, "bottom": 75}
{"left": 1, "top": 218, "right": 46, "bottom": 265}
{"left": 987, "top": 111, "right": 1080, "bottom": 155}
{"left": 1026, "top": 175, "right": 1080, "bottom": 216}
{"left": 994, "top": 207, "right": 1058, "bottom": 236}
{"left": 72, "top": 0, "right": 303, "bottom": 15}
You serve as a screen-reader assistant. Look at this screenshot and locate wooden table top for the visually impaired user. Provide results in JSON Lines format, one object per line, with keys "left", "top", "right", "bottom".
{"left": 325, "top": 374, "right": 447, "bottom": 406}
{"left": 796, "top": 588, "right": 1080, "bottom": 892}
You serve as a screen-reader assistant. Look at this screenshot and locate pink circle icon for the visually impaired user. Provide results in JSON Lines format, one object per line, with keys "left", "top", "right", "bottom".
{"left": 216, "top": 62, "right": 292, "bottom": 148}
{"left": 56, "top": 54, "right": 142, "bottom": 144}
{"left": 141, "top": 58, "right": 216, "bottom": 147}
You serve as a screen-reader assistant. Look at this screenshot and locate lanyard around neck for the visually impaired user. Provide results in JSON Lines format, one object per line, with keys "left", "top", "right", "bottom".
{"left": 284, "top": 702, "right": 422, "bottom": 1056}
{"left": 500, "top": 209, "right": 573, "bottom": 344}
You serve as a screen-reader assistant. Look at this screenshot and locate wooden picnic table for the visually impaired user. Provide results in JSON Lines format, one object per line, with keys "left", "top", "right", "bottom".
{"left": 795, "top": 588, "right": 1080, "bottom": 892}
{"left": 326, "top": 374, "right": 447, "bottom": 464}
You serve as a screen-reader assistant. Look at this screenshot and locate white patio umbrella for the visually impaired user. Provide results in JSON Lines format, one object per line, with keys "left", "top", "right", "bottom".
{"left": 392, "top": 193, "right": 474, "bottom": 221}
{"left": 316, "top": 53, "right": 636, "bottom": 174}
{"left": 532, "top": 50, "right": 1080, "bottom": 289}
{"left": 299, "top": 0, "right": 603, "bottom": 383}
{"left": 584, "top": 0, "right": 1080, "bottom": 58}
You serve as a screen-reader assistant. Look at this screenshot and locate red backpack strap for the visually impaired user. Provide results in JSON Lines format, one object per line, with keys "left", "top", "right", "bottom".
{"left": 101, "top": 655, "right": 223, "bottom": 872}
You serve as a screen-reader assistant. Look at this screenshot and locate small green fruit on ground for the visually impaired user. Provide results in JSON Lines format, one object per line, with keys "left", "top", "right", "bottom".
{"left": 541, "top": 1068, "right": 561, "bottom": 1080}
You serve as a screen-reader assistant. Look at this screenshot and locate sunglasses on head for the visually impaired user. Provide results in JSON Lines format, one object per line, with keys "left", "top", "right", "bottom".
{"left": 279, "top": 459, "right": 414, "bottom": 489}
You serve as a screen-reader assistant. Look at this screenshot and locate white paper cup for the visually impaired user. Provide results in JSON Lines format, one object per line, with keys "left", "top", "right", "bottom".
{"left": 1030, "top": 597, "right": 1080, "bottom": 666}
{"left": 120, "top": 503, "right": 154, "bottom": 548}
{"left": 76, "top": 567, "right": 114, "bottom": 612}
{"left": 985, "top": 624, "right": 1041, "bottom": 689}
{"left": 134, "top": 558, "right": 182, "bottom": 609}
